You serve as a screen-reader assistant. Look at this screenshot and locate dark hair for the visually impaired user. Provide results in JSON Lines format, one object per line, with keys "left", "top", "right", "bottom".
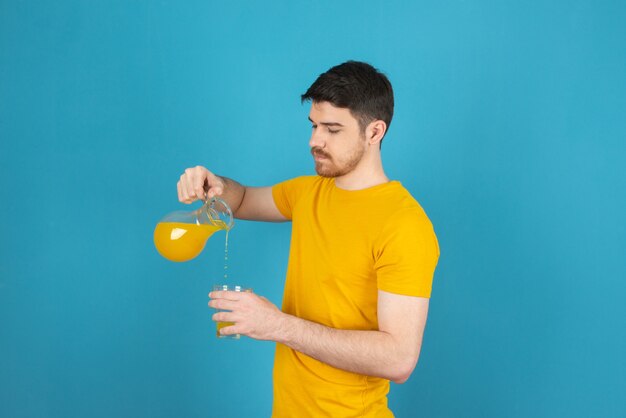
{"left": 301, "top": 61, "right": 394, "bottom": 142}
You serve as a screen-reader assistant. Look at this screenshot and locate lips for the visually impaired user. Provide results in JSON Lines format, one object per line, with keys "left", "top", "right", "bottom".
{"left": 311, "top": 148, "right": 330, "bottom": 160}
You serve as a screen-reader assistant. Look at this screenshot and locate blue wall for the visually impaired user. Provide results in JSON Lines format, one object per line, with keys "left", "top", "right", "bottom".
{"left": 1, "top": 1, "right": 625, "bottom": 417}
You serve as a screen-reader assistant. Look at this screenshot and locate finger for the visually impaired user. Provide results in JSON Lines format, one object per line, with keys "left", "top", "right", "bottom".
{"left": 179, "top": 173, "right": 191, "bottom": 202}
{"left": 193, "top": 175, "right": 207, "bottom": 202}
{"left": 183, "top": 168, "right": 199, "bottom": 201}
{"left": 209, "top": 291, "right": 243, "bottom": 301}
{"left": 212, "top": 311, "right": 235, "bottom": 323}
{"left": 208, "top": 298, "right": 238, "bottom": 311}
{"left": 219, "top": 324, "right": 238, "bottom": 336}
{"left": 187, "top": 166, "right": 205, "bottom": 201}
{"left": 205, "top": 172, "right": 224, "bottom": 198}
{"left": 176, "top": 181, "right": 191, "bottom": 203}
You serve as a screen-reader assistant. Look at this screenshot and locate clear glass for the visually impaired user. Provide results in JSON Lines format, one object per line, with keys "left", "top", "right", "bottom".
{"left": 212, "top": 284, "right": 252, "bottom": 339}
{"left": 153, "top": 197, "right": 233, "bottom": 262}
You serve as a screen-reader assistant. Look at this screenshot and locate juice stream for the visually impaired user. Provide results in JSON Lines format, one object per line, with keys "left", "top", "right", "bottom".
{"left": 217, "top": 230, "right": 235, "bottom": 337}
{"left": 223, "top": 230, "right": 229, "bottom": 281}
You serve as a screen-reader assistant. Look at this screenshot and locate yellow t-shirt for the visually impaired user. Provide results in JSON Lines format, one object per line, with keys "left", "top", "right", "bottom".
{"left": 271, "top": 176, "right": 440, "bottom": 418}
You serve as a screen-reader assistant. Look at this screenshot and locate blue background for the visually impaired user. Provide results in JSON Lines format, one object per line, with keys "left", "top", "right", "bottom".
{"left": 1, "top": 1, "right": 625, "bottom": 417}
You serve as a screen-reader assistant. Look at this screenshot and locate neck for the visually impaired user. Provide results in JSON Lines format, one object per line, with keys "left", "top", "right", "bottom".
{"left": 334, "top": 150, "right": 388, "bottom": 191}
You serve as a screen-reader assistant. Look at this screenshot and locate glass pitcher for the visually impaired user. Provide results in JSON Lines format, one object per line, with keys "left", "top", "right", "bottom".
{"left": 154, "top": 197, "right": 233, "bottom": 262}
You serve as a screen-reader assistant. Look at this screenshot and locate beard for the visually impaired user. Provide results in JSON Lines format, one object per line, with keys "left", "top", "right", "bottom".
{"left": 311, "top": 143, "right": 366, "bottom": 178}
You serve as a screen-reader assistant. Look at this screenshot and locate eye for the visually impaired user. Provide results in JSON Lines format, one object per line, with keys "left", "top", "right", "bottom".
{"left": 328, "top": 128, "right": 339, "bottom": 134}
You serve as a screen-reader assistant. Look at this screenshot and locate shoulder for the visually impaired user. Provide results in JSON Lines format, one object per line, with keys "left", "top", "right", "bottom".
{"left": 272, "top": 175, "right": 326, "bottom": 218}
{"left": 274, "top": 175, "right": 324, "bottom": 190}
{"left": 383, "top": 182, "right": 432, "bottom": 224}
{"left": 377, "top": 182, "right": 438, "bottom": 250}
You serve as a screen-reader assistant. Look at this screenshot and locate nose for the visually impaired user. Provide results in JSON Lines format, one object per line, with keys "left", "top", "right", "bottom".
{"left": 309, "top": 128, "right": 325, "bottom": 149}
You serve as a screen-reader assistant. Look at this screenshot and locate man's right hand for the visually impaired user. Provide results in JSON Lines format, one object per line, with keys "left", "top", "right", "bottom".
{"left": 177, "top": 165, "right": 224, "bottom": 204}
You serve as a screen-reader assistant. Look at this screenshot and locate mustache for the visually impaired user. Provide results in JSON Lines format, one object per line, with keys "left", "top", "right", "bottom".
{"left": 311, "top": 147, "right": 331, "bottom": 159}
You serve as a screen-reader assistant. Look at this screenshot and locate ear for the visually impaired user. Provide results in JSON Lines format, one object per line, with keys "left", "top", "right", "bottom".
{"left": 366, "top": 120, "right": 387, "bottom": 146}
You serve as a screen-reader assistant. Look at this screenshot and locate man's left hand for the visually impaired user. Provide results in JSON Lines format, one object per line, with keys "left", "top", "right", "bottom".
{"left": 208, "top": 290, "right": 284, "bottom": 340}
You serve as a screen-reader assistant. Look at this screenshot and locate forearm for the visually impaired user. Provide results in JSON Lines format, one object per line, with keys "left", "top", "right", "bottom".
{"left": 275, "top": 314, "right": 417, "bottom": 384}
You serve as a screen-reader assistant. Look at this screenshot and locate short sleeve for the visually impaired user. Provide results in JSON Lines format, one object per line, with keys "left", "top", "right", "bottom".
{"left": 374, "top": 208, "right": 440, "bottom": 298}
{"left": 272, "top": 176, "right": 318, "bottom": 220}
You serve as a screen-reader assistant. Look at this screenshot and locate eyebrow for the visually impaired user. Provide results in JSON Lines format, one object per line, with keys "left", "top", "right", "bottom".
{"left": 308, "top": 117, "right": 344, "bottom": 127}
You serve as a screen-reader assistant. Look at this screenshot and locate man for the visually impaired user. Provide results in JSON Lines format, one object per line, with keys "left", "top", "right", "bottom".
{"left": 177, "top": 61, "right": 440, "bottom": 417}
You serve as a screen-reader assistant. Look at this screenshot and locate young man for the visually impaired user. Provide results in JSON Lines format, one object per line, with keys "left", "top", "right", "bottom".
{"left": 177, "top": 61, "right": 440, "bottom": 417}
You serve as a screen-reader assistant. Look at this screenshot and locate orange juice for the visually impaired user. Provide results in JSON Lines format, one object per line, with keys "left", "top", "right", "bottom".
{"left": 154, "top": 222, "right": 222, "bottom": 262}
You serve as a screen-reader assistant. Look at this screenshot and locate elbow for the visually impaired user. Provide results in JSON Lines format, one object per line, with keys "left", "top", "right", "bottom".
{"left": 390, "top": 355, "right": 419, "bottom": 384}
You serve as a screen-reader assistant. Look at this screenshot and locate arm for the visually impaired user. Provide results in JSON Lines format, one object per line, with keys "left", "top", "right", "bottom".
{"left": 177, "top": 165, "right": 286, "bottom": 222}
{"left": 279, "top": 290, "right": 429, "bottom": 383}
{"left": 209, "top": 289, "right": 429, "bottom": 384}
